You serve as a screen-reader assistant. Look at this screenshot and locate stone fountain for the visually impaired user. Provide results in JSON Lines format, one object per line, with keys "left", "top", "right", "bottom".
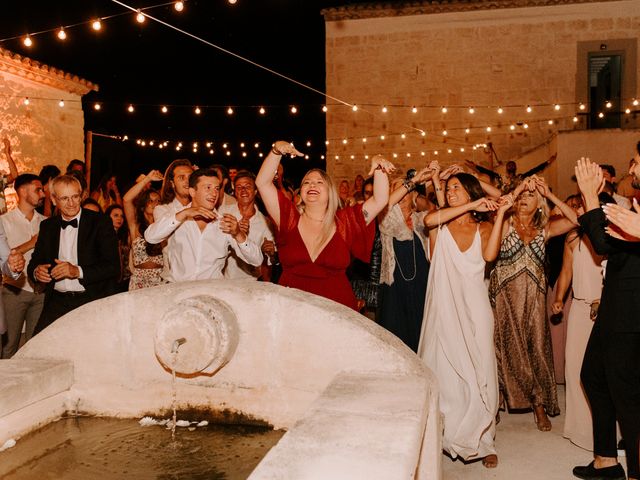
{"left": 0, "top": 280, "right": 441, "bottom": 479}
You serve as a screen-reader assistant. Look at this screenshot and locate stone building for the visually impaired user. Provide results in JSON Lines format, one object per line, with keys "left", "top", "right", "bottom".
{"left": 322, "top": 0, "right": 640, "bottom": 199}
{"left": 0, "top": 47, "right": 97, "bottom": 207}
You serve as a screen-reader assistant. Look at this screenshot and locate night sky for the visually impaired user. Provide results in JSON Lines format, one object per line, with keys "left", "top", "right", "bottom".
{"left": 0, "top": 0, "right": 369, "bottom": 186}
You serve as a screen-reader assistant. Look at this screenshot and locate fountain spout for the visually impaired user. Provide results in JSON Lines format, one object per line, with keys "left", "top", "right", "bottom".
{"left": 171, "top": 338, "right": 186, "bottom": 354}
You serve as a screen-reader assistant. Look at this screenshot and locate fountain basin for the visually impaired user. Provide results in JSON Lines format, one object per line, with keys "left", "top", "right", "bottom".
{"left": 0, "top": 280, "right": 441, "bottom": 479}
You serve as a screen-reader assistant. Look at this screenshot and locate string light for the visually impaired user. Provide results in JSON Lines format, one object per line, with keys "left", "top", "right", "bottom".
{"left": 23, "top": 35, "right": 33, "bottom": 47}
{"left": 441, "top": 106, "right": 447, "bottom": 114}
{"left": 362, "top": 138, "right": 367, "bottom": 143}
{"left": 633, "top": 99, "right": 639, "bottom": 106}
{"left": 625, "top": 108, "right": 631, "bottom": 114}
{"left": 412, "top": 106, "right": 418, "bottom": 114}
{"left": 58, "top": 100, "right": 65, "bottom": 108}
{"left": 421, "top": 131, "right": 426, "bottom": 137}
{"left": 23, "top": 97, "right": 30, "bottom": 106}
{"left": 92, "top": 20, "right": 102, "bottom": 31}
{"left": 240, "top": 142, "right": 245, "bottom": 148}
{"left": 352, "top": 105, "right": 358, "bottom": 112}
{"left": 222, "top": 143, "right": 228, "bottom": 148}
{"left": 94, "top": 103, "right": 101, "bottom": 111}
{"left": 598, "top": 112, "right": 604, "bottom": 118}
{"left": 523, "top": 123, "right": 529, "bottom": 129}
{"left": 174, "top": 1, "right": 185, "bottom": 12}
{"left": 486, "top": 126, "right": 492, "bottom": 132}
{"left": 161, "top": 106, "right": 168, "bottom": 113}
{"left": 254, "top": 142, "right": 260, "bottom": 148}
{"left": 380, "top": 135, "right": 385, "bottom": 140}
{"left": 554, "top": 104, "right": 561, "bottom": 111}
{"left": 194, "top": 106, "right": 201, "bottom": 115}
{"left": 306, "top": 141, "right": 311, "bottom": 147}
{"left": 579, "top": 103, "right": 586, "bottom": 110}
{"left": 442, "top": 130, "right": 447, "bottom": 136}
{"left": 468, "top": 107, "right": 475, "bottom": 114}
{"left": 548, "top": 119, "right": 554, "bottom": 125}
{"left": 605, "top": 101, "right": 612, "bottom": 109}
{"left": 259, "top": 107, "right": 266, "bottom": 115}
{"left": 57, "top": 28, "right": 67, "bottom": 40}
{"left": 228, "top": 0, "right": 237, "bottom": 4}
{"left": 136, "top": 11, "right": 145, "bottom": 23}
{"left": 226, "top": 107, "right": 233, "bottom": 115}
{"left": 127, "top": 104, "right": 135, "bottom": 113}
{"left": 497, "top": 107, "right": 503, "bottom": 114}
{"left": 465, "top": 128, "right": 470, "bottom": 134}
{"left": 322, "top": 105, "right": 328, "bottom": 113}
{"left": 381, "top": 106, "right": 388, "bottom": 113}
{"left": 290, "top": 106, "right": 297, "bottom": 114}
{"left": 573, "top": 116, "right": 579, "bottom": 122}
{"left": 401, "top": 133, "right": 406, "bottom": 139}
{"left": 510, "top": 125, "right": 516, "bottom": 130}
{"left": 526, "top": 105, "right": 532, "bottom": 113}
{"left": 342, "top": 139, "right": 348, "bottom": 144}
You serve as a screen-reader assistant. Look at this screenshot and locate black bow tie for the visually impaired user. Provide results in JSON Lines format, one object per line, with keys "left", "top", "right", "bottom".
{"left": 61, "top": 218, "right": 78, "bottom": 229}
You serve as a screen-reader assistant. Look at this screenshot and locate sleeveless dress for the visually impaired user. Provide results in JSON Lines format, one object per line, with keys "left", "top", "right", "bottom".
{"left": 129, "top": 236, "right": 164, "bottom": 290}
{"left": 275, "top": 190, "right": 374, "bottom": 310}
{"left": 489, "top": 224, "right": 560, "bottom": 415}
{"left": 564, "top": 236, "right": 603, "bottom": 450}
{"left": 418, "top": 225, "right": 498, "bottom": 460}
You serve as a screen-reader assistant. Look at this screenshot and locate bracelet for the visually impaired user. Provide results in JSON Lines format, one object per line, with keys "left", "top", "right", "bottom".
{"left": 403, "top": 180, "right": 416, "bottom": 192}
{"left": 271, "top": 146, "right": 284, "bottom": 156}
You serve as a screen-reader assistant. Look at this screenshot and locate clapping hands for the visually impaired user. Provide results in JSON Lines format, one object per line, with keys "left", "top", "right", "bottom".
{"left": 368, "top": 154, "right": 396, "bottom": 176}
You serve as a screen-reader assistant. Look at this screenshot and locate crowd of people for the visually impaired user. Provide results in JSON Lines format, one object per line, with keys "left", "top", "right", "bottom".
{"left": 0, "top": 136, "right": 639, "bottom": 480}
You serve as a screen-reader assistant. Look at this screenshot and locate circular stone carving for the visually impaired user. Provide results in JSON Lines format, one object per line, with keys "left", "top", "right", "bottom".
{"left": 154, "top": 295, "right": 239, "bottom": 376}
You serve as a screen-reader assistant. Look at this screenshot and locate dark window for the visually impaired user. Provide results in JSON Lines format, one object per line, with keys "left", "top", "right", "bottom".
{"left": 588, "top": 54, "right": 622, "bottom": 129}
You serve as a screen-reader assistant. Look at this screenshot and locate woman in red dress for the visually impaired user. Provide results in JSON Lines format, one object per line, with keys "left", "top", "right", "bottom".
{"left": 256, "top": 141, "right": 394, "bottom": 310}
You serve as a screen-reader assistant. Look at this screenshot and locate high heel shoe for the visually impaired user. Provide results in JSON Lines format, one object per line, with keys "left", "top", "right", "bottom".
{"left": 533, "top": 405, "right": 551, "bottom": 432}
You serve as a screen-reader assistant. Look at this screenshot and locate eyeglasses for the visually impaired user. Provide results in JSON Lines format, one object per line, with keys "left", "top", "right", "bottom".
{"left": 56, "top": 194, "right": 81, "bottom": 203}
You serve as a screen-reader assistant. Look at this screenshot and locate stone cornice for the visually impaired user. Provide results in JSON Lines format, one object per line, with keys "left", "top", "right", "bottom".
{"left": 322, "top": 0, "right": 623, "bottom": 21}
{"left": 0, "top": 47, "right": 98, "bottom": 96}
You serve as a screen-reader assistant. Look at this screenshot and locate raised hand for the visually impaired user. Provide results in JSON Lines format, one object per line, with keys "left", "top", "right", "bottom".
{"left": 440, "top": 164, "right": 464, "bottom": 180}
{"left": 2, "top": 137, "right": 11, "bottom": 155}
{"left": 272, "top": 141, "right": 304, "bottom": 158}
{"left": 413, "top": 165, "right": 435, "bottom": 184}
{"left": 146, "top": 169, "right": 164, "bottom": 182}
{"left": 368, "top": 154, "right": 396, "bottom": 176}
{"left": 533, "top": 176, "right": 551, "bottom": 197}
{"left": 575, "top": 157, "right": 604, "bottom": 198}
{"left": 8, "top": 249, "right": 25, "bottom": 273}
{"left": 497, "top": 194, "right": 514, "bottom": 214}
{"left": 471, "top": 197, "right": 499, "bottom": 212}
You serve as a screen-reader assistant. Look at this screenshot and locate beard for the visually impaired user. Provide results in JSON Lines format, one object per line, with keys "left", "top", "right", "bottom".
{"left": 632, "top": 174, "right": 640, "bottom": 190}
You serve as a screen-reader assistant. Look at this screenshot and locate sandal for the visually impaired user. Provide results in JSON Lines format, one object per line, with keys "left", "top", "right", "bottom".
{"left": 482, "top": 454, "right": 498, "bottom": 468}
{"left": 533, "top": 405, "right": 551, "bottom": 432}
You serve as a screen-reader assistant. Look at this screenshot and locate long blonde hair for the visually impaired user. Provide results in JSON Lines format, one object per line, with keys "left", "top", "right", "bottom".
{"left": 297, "top": 169, "right": 339, "bottom": 246}
{"left": 515, "top": 189, "right": 550, "bottom": 229}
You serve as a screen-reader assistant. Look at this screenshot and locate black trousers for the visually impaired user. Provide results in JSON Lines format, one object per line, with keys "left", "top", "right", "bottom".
{"left": 581, "top": 322, "right": 640, "bottom": 478}
{"left": 33, "top": 290, "right": 95, "bottom": 336}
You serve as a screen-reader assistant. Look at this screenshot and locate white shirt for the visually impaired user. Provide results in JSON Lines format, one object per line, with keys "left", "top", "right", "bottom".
{"left": 56, "top": 211, "right": 85, "bottom": 292}
{"left": 147, "top": 198, "right": 187, "bottom": 275}
{"left": 1, "top": 207, "right": 45, "bottom": 292}
{"left": 144, "top": 206, "right": 263, "bottom": 283}
{"left": 613, "top": 192, "right": 632, "bottom": 210}
{"left": 221, "top": 204, "right": 274, "bottom": 280}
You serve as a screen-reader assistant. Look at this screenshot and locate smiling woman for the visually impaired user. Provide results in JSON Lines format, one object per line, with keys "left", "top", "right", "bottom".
{"left": 255, "top": 140, "right": 394, "bottom": 310}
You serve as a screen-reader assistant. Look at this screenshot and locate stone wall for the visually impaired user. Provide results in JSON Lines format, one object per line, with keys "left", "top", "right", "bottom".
{"left": 324, "top": 0, "right": 640, "bottom": 183}
{"left": 0, "top": 70, "right": 87, "bottom": 186}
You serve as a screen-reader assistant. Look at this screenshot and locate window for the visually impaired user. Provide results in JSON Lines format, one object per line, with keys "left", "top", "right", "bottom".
{"left": 588, "top": 54, "right": 622, "bottom": 129}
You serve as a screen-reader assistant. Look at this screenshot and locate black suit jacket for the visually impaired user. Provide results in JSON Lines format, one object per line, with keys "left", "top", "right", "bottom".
{"left": 579, "top": 208, "right": 640, "bottom": 333}
{"left": 27, "top": 209, "right": 120, "bottom": 300}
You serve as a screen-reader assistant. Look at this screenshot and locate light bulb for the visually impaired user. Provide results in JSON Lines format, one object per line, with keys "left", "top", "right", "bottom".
{"left": 290, "top": 106, "right": 297, "bottom": 114}
{"left": 324, "top": 140, "right": 329, "bottom": 145}
{"left": 412, "top": 106, "right": 418, "bottom": 113}
{"left": 442, "top": 130, "right": 447, "bottom": 136}
{"left": 401, "top": 133, "right": 406, "bottom": 139}
{"left": 92, "top": 20, "right": 102, "bottom": 31}
{"left": 242, "top": 152, "right": 247, "bottom": 157}
{"left": 421, "top": 131, "right": 426, "bottom": 137}
{"left": 149, "top": 141, "right": 154, "bottom": 146}
{"left": 306, "top": 141, "right": 311, "bottom": 147}
{"left": 421, "top": 151, "right": 425, "bottom": 156}
{"left": 23, "top": 35, "right": 33, "bottom": 47}
{"left": 380, "top": 135, "right": 385, "bottom": 140}
{"left": 304, "top": 155, "right": 309, "bottom": 160}
{"left": 447, "top": 149, "right": 452, "bottom": 154}
{"left": 254, "top": 143, "right": 259, "bottom": 148}
{"left": 94, "top": 103, "right": 101, "bottom": 111}
{"left": 161, "top": 106, "right": 168, "bottom": 113}
{"left": 441, "top": 106, "right": 447, "bottom": 113}
{"left": 434, "top": 151, "right": 439, "bottom": 155}
{"left": 465, "top": 128, "right": 470, "bottom": 134}
{"left": 226, "top": 151, "right": 231, "bottom": 156}
{"left": 58, "top": 100, "right": 65, "bottom": 108}
{"left": 497, "top": 107, "right": 503, "bottom": 114}
{"left": 486, "top": 126, "right": 492, "bottom": 132}
{"left": 128, "top": 105, "right": 135, "bottom": 113}
{"left": 526, "top": 105, "right": 532, "bottom": 113}
{"left": 240, "top": 142, "right": 245, "bottom": 148}
{"left": 352, "top": 105, "right": 358, "bottom": 112}
{"left": 209, "top": 149, "right": 214, "bottom": 154}
{"left": 351, "top": 155, "right": 355, "bottom": 159}
{"left": 136, "top": 11, "right": 145, "bottom": 23}
{"left": 259, "top": 107, "right": 265, "bottom": 115}
{"left": 322, "top": 105, "right": 327, "bottom": 113}
{"left": 406, "top": 153, "right": 411, "bottom": 157}
{"left": 633, "top": 99, "right": 639, "bottom": 106}
{"left": 523, "top": 123, "right": 529, "bottom": 129}
{"left": 468, "top": 107, "right": 475, "bottom": 114}
{"left": 598, "top": 112, "right": 604, "bottom": 118}
{"left": 547, "top": 119, "right": 554, "bottom": 125}
{"left": 227, "top": 107, "right": 233, "bottom": 115}
{"left": 510, "top": 125, "right": 516, "bottom": 130}
{"left": 342, "top": 139, "right": 347, "bottom": 144}
{"left": 605, "top": 101, "right": 612, "bottom": 109}
{"left": 381, "top": 106, "right": 388, "bottom": 113}
{"left": 23, "top": 97, "right": 30, "bottom": 106}
{"left": 625, "top": 108, "right": 631, "bottom": 114}
{"left": 174, "top": 1, "right": 185, "bottom": 12}
{"left": 57, "top": 28, "right": 67, "bottom": 40}
{"left": 573, "top": 116, "right": 579, "bottom": 122}
{"left": 460, "top": 148, "right": 465, "bottom": 152}
{"left": 228, "top": 0, "right": 237, "bottom": 4}
{"left": 579, "top": 103, "right": 586, "bottom": 110}
{"left": 362, "top": 138, "right": 367, "bottom": 143}
{"left": 554, "top": 104, "right": 561, "bottom": 111}
{"left": 194, "top": 106, "right": 201, "bottom": 115}
{"left": 222, "top": 143, "right": 228, "bottom": 148}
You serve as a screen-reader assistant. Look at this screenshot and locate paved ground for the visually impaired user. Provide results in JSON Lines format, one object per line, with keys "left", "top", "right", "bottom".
{"left": 442, "top": 386, "right": 627, "bottom": 480}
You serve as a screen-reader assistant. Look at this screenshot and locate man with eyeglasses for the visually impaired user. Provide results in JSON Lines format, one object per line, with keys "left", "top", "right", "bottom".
{"left": 27, "top": 175, "right": 120, "bottom": 335}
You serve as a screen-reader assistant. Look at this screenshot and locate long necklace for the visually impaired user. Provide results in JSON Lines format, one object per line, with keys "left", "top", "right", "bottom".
{"left": 393, "top": 232, "right": 417, "bottom": 282}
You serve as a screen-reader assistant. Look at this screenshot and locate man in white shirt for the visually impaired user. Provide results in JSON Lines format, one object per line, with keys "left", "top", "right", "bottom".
{"left": 1, "top": 174, "right": 46, "bottom": 358}
{"left": 28, "top": 175, "right": 120, "bottom": 334}
{"left": 144, "top": 168, "right": 262, "bottom": 283}
{"left": 222, "top": 170, "right": 275, "bottom": 280}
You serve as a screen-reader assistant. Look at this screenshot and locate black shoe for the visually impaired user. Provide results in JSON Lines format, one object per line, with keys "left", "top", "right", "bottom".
{"left": 573, "top": 461, "right": 626, "bottom": 480}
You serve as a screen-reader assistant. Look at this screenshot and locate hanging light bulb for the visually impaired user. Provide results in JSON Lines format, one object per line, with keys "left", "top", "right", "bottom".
{"left": 259, "top": 107, "right": 266, "bottom": 115}
{"left": 23, "top": 97, "right": 30, "bottom": 106}
{"left": 57, "top": 28, "right": 67, "bottom": 40}
{"left": 598, "top": 112, "right": 604, "bottom": 118}
{"left": 149, "top": 141, "right": 155, "bottom": 146}
{"left": 468, "top": 107, "right": 475, "bottom": 114}
{"left": 161, "top": 106, "right": 168, "bottom": 113}
{"left": 548, "top": 119, "right": 554, "bottom": 125}
{"left": 23, "top": 34, "right": 34, "bottom": 47}
{"left": 306, "top": 141, "right": 311, "bottom": 147}
{"left": 605, "top": 101, "right": 613, "bottom": 109}
{"left": 325, "top": 140, "right": 329, "bottom": 145}
{"left": 254, "top": 142, "right": 260, "bottom": 148}
{"left": 380, "top": 135, "right": 385, "bottom": 140}
{"left": 194, "top": 106, "right": 201, "bottom": 115}
{"left": 128, "top": 104, "right": 135, "bottom": 113}
{"left": 94, "top": 103, "right": 101, "bottom": 111}
{"left": 625, "top": 108, "right": 631, "bottom": 114}
{"left": 434, "top": 151, "right": 439, "bottom": 155}
{"left": 441, "top": 106, "right": 447, "bottom": 114}
{"left": 421, "top": 151, "right": 426, "bottom": 156}
{"left": 209, "top": 149, "right": 214, "bottom": 155}
{"left": 240, "top": 142, "right": 245, "bottom": 148}
{"left": 554, "top": 104, "right": 561, "bottom": 111}
{"left": 342, "top": 139, "right": 347, "bottom": 144}
{"left": 633, "top": 99, "right": 639, "bottom": 106}
{"left": 526, "top": 105, "right": 532, "bottom": 113}
{"left": 322, "top": 105, "right": 328, "bottom": 113}
{"left": 352, "top": 105, "right": 358, "bottom": 112}
{"left": 381, "top": 106, "right": 388, "bottom": 113}
{"left": 497, "top": 107, "right": 504, "bottom": 114}
{"left": 58, "top": 100, "right": 65, "bottom": 108}
{"left": 486, "top": 126, "right": 492, "bottom": 132}
{"left": 222, "top": 143, "right": 228, "bottom": 149}
{"left": 92, "top": 19, "right": 102, "bottom": 31}
{"left": 362, "top": 138, "right": 367, "bottom": 143}
{"left": 242, "top": 152, "right": 247, "bottom": 157}
{"left": 290, "top": 106, "right": 297, "bottom": 114}
{"left": 442, "top": 130, "right": 448, "bottom": 136}
{"left": 523, "top": 123, "right": 529, "bottom": 129}
{"left": 174, "top": 1, "right": 185, "bottom": 12}
{"left": 228, "top": 0, "right": 237, "bottom": 4}
{"left": 226, "top": 151, "right": 231, "bottom": 156}
{"left": 465, "top": 128, "right": 471, "bottom": 134}
{"left": 136, "top": 11, "right": 145, "bottom": 23}
{"left": 510, "top": 125, "right": 516, "bottom": 130}
{"left": 227, "top": 107, "right": 234, "bottom": 115}
{"left": 412, "top": 106, "right": 418, "bottom": 114}
{"left": 573, "top": 116, "right": 579, "bottom": 122}
{"left": 401, "top": 133, "right": 406, "bottom": 139}
{"left": 421, "top": 131, "right": 426, "bottom": 137}
{"left": 460, "top": 148, "right": 465, "bottom": 152}
{"left": 579, "top": 103, "right": 586, "bottom": 110}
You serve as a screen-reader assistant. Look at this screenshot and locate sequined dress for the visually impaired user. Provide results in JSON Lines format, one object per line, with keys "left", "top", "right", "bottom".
{"left": 129, "top": 236, "right": 164, "bottom": 290}
{"left": 489, "top": 224, "right": 560, "bottom": 415}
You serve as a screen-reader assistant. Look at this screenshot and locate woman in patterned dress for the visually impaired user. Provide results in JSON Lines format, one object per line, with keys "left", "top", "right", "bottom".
{"left": 489, "top": 175, "right": 578, "bottom": 431}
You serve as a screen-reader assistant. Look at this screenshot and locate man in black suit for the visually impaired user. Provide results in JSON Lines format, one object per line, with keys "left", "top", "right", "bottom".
{"left": 572, "top": 153, "right": 640, "bottom": 480}
{"left": 28, "top": 174, "right": 120, "bottom": 335}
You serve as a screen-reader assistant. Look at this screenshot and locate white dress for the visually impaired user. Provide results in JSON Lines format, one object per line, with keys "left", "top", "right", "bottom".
{"left": 563, "top": 236, "right": 603, "bottom": 450}
{"left": 418, "top": 225, "right": 498, "bottom": 460}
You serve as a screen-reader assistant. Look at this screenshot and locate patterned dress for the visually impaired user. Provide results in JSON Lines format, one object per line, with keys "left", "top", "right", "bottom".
{"left": 129, "top": 236, "right": 164, "bottom": 290}
{"left": 489, "top": 224, "right": 560, "bottom": 415}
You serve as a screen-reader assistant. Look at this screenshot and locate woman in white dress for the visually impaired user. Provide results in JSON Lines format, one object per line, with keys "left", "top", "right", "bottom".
{"left": 419, "top": 172, "right": 510, "bottom": 468}
{"left": 552, "top": 197, "right": 604, "bottom": 450}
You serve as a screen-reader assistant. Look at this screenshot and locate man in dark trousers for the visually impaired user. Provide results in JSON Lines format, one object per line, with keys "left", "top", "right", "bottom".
{"left": 28, "top": 174, "right": 120, "bottom": 334}
{"left": 572, "top": 152, "right": 640, "bottom": 480}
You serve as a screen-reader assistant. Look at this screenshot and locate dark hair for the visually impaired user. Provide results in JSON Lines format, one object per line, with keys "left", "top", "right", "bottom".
{"left": 233, "top": 170, "right": 256, "bottom": 186}
{"left": 81, "top": 197, "right": 102, "bottom": 212}
{"left": 105, "top": 204, "right": 129, "bottom": 243}
{"left": 134, "top": 189, "right": 163, "bottom": 257}
{"left": 210, "top": 164, "right": 232, "bottom": 194}
{"left": 600, "top": 164, "right": 616, "bottom": 178}
{"left": 66, "top": 159, "right": 86, "bottom": 175}
{"left": 189, "top": 168, "right": 219, "bottom": 189}
{"left": 95, "top": 172, "right": 117, "bottom": 197}
{"left": 447, "top": 173, "right": 488, "bottom": 222}
{"left": 39, "top": 165, "right": 61, "bottom": 184}
{"left": 14, "top": 173, "right": 41, "bottom": 191}
{"left": 160, "top": 159, "right": 192, "bottom": 204}
{"left": 598, "top": 191, "right": 616, "bottom": 206}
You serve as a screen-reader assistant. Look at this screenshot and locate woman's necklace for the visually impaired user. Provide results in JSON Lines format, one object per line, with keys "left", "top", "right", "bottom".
{"left": 393, "top": 232, "right": 417, "bottom": 282}
{"left": 303, "top": 212, "right": 324, "bottom": 222}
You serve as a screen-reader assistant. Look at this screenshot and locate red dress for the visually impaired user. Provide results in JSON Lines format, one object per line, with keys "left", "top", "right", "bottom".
{"left": 275, "top": 190, "right": 375, "bottom": 310}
